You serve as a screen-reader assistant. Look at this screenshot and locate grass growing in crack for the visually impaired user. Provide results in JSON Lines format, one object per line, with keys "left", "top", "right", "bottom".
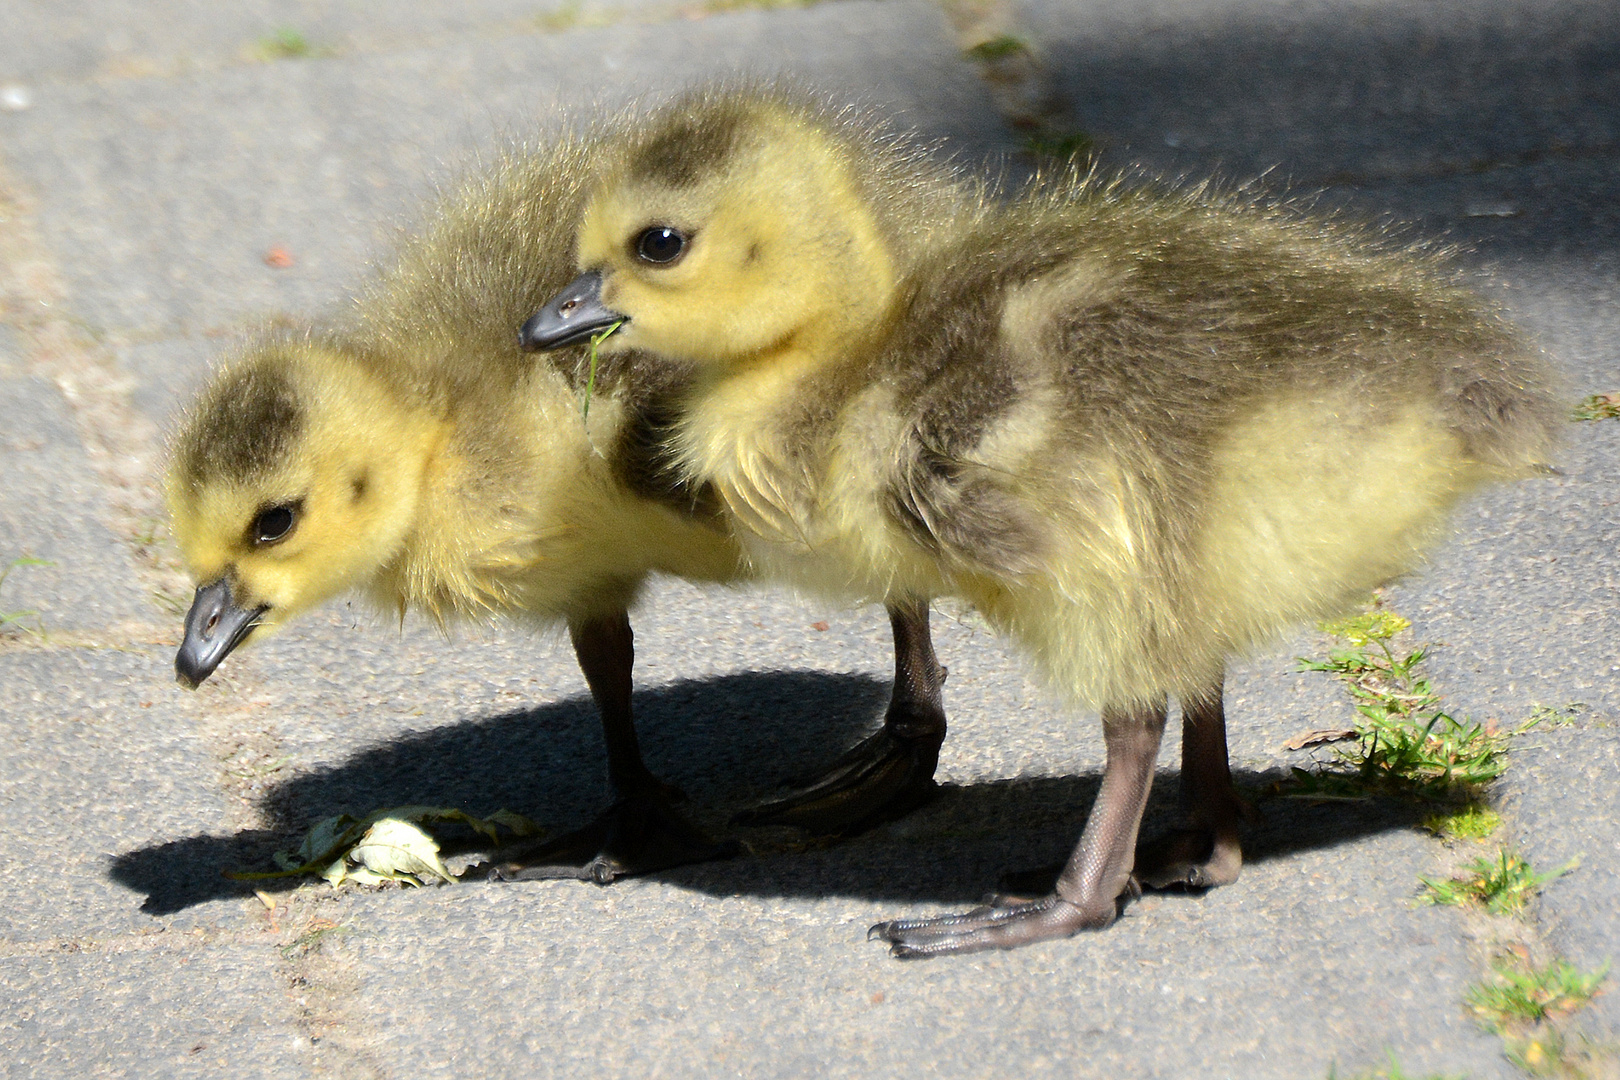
{"left": 1467, "top": 956, "right": 1610, "bottom": 1032}
{"left": 1295, "top": 612, "right": 1614, "bottom": 1075}
{"left": 0, "top": 555, "right": 51, "bottom": 636}
{"left": 1422, "top": 803, "right": 1502, "bottom": 839}
{"left": 1288, "top": 608, "right": 1524, "bottom": 801}
{"left": 1505, "top": 1029, "right": 1619, "bottom": 1078}
{"left": 1528, "top": 702, "right": 1588, "bottom": 728}
{"left": 1571, "top": 392, "right": 1620, "bottom": 420}
{"left": 279, "top": 918, "right": 346, "bottom": 960}
{"left": 1419, "top": 850, "right": 1577, "bottom": 916}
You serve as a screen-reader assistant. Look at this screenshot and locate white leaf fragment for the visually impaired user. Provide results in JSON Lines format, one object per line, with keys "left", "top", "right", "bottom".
{"left": 348, "top": 818, "right": 456, "bottom": 885}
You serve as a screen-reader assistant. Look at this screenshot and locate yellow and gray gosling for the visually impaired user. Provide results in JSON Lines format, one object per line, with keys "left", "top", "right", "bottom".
{"left": 165, "top": 134, "right": 945, "bottom": 882}
{"left": 523, "top": 86, "right": 1561, "bottom": 952}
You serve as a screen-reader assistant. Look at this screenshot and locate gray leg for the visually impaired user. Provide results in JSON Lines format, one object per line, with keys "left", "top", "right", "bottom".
{"left": 734, "top": 596, "right": 948, "bottom": 836}
{"left": 1135, "top": 677, "right": 1249, "bottom": 890}
{"left": 476, "top": 610, "right": 739, "bottom": 884}
{"left": 870, "top": 699, "right": 1167, "bottom": 958}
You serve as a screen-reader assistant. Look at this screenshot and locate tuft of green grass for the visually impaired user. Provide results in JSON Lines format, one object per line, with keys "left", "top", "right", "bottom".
{"left": 1422, "top": 803, "right": 1502, "bottom": 839}
{"left": 1528, "top": 702, "right": 1587, "bottom": 729}
{"left": 1419, "top": 849, "right": 1577, "bottom": 916}
{"left": 1290, "top": 606, "right": 1526, "bottom": 801}
{"left": 1572, "top": 392, "right": 1620, "bottom": 421}
{"left": 965, "top": 34, "right": 1029, "bottom": 61}
{"left": 1467, "top": 956, "right": 1610, "bottom": 1033}
{"left": 1504, "top": 1028, "right": 1619, "bottom": 1078}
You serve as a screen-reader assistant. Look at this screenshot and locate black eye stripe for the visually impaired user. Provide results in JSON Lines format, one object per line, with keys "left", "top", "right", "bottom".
{"left": 636, "top": 226, "right": 687, "bottom": 265}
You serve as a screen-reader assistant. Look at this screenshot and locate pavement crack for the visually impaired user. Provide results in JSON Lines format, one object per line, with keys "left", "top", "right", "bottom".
{"left": 0, "top": 159, "right": 191, "bottom": 619}
{"left": 262, "top": 890, "right": 389, "bottom": 1080}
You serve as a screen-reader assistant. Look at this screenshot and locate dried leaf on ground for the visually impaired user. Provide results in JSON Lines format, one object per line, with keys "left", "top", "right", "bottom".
{"left": 1283, "top": 728, "right": 1359, "bottom": 751}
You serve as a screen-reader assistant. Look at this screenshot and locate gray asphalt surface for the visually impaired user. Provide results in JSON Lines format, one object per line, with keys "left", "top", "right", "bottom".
{"left": 0, "top": 1, "right": 1616, "bottom": 1077}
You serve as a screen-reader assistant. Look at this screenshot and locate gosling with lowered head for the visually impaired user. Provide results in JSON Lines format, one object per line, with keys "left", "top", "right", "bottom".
{"left": 166, "top": 133, "right": 951, "bottom": 882}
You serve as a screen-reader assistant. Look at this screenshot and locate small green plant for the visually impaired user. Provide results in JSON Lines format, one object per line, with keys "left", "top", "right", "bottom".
{"left": 279, "top": 919, "right": 346, "bottom": 960}
{"left": 1422, "top": 803, "right": 1502, "bottom": 839}
{"left": 1528, "top": 702, "right": 1587, "bottom": 728}
{"left": 0, "top": 555, "right": 51, "bottom": 635}
{"left": 1291, "top": 608, "right": 1521, "bottom": 800}
{"left": 1419, "top": 849, "right": 1576, "bottom": 916}
{"left": 1572, "top": 392, "right": 1620, "bottom": 421}
{"left": 965, "top": 34, "right": 1029, "bottom": 61}
{"left": 1505, "top": 1028, "right": 1618, "bottom": 1078}
{"left": 252, "top": 27, "right": 328, "bottom": 61}
{"left": 1467, "top": 956, "right": 1609, "bottom": 1032}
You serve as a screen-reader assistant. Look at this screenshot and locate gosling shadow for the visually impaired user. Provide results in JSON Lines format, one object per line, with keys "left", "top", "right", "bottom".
{"left": 110, "top": 669, "right": 1425, "bottom": 914}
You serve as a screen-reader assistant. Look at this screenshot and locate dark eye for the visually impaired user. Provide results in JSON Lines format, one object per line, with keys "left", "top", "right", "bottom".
{"left": 635, "top": 226, "right": 687, "bottom": 265}
{"left": 252, "top": 504, "right": 297, "bottom": 545}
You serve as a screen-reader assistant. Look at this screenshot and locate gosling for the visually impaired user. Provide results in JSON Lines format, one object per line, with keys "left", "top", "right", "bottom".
{"left": 522, "top": 86, "right": 1561, "bottom": 954}
{"left": 165, "top": 134, "right": 947, "bottom": 883}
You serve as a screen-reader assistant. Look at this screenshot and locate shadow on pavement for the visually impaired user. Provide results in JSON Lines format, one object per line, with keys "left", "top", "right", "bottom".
{"left": 110, "top": 669, "right": 1422, "bottom": 915}
{"left": 1027, "top": 0, "right": 1620, "bottom": 268}
{"left": 1039, "top": 0, "right": 1620, "bottom": 184}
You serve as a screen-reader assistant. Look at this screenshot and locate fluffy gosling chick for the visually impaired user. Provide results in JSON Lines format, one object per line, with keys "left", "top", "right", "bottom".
{"left": 165, "top": 136, "right": 944, "bottom": 882}
{"left": 524, "top": 88, "right": 1561, "bottom": 953}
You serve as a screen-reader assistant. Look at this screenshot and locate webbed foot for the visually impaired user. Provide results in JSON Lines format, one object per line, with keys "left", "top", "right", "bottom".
{"left": 1133, "top": 824, "right": 1243, "bottom": 889}
{"left": 467, "top": 792, "right": 740, "bottom": 884}
{"left": 731, "top": 722, "right": 943, "bottom": 836}
{"left": 736, "top": 597, "right": 949, "bottom": 837}
{"left": 873, "top": 698, "right": 1167, "bottom": 959}
{"left": 868, "top": 889, "right": 1123, "bottom": 959}
{"left": 996, "top": 817, "right": 1248, "bottom": 897}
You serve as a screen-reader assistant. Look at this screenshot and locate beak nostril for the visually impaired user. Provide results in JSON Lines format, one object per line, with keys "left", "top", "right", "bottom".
{"left": 561, "top": 299, "right": 579, "bottom": 315}
{"left": 205, "top": 613, "right": 219, "bottom": 635}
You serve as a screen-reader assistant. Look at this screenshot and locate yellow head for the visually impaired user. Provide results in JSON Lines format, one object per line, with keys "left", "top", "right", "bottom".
{"left": 523, "top": 91, "right": 906, "bottom": 370}
{"left": 165, "top": 338, "right": 443, "bottom": 686}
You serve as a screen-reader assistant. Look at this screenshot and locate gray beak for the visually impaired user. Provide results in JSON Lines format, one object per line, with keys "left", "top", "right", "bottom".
{"left": 175, "top": 578, "right": 267, "bottom": 689}
{"left": 520, "top": 271, "right": 628, "bottom": 351}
